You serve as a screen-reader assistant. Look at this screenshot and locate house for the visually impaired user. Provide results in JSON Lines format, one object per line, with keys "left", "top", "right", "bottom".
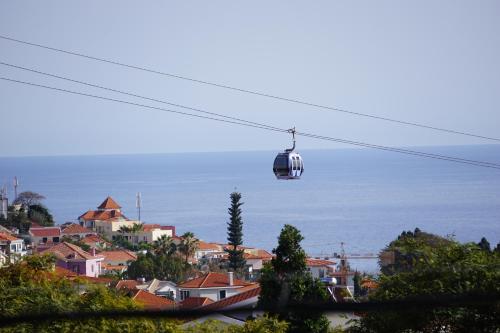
{"left": 78, "top": 196, "right": 140, "bottom": 236}
{"left": 42, "top": 242, "right": 104, "bottom": 277}
{"left": 243, "top": 249, "right": 273, "bottom": 271}
{"left": 80, "top": 234, "right": 111, "bottom": 250}
{"left": 0, "top": 232, "right": 26, "bottom": 264}
{"left": 61, "top": 223, "right": 95, "bottom": 240}
{"left": 99, "top": 249, "right": 137, "bottom": 275}
{"left": 143, "top": 279, "right": 177, "bottom": 300}
{"left": 115, "top": 279, "right": 140, "bottom": 292}
{"left": 132, "top": 290, "right": 176, "bottom": 311}
{"left": 195, "top": 241, "right": 222, "bottom": 260}
{"left": 177, "top": 272, "right": 254, "bottom": 302}
{"left": 118, "top": 224, "right": 175, "bottom": 245}
{"left": 306, "top": 258, "right": 337, "bottom": 279}
{"left": 29, "top": 227, "right": 61, "bottom": 246}
{"left": 182, "top": 285, "right": 261, "bottom": 327}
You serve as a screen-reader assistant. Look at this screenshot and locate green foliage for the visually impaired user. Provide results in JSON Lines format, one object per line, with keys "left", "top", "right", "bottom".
{"left": 379, "top": 227, "right": 452, "bottom": 276}
{"left": 352, "top": 230, "right": 500, "bottom": 333}
{"left": 0, "top": 208, "right": 31, "bottom": 233}
{"left": 477, "top": 236, "right": 491, "bottom": 252}
{"left": 259, "top": 224, "right": 330, "bottom": 333}
{"left": 226, "top": 192, "right": 246, "bottom": 273}
{"left": 126, "top": 252, "right": 190, "bottom": 283}
{"left": 28, "top": 204, "right": 54, "bottom": 226}
{"left": 183, "top": 315, "right": 288, "bottom": 333}
{"left": 179, "top": 232, "right": 199, "bottom": 264}
{"left": 153, "top": 234, "right": 177, "bottom": 256}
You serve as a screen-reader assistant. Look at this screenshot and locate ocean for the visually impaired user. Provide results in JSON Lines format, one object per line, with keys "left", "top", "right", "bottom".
{"left": 1, "top": 145, "right": 499, "bottom": 273}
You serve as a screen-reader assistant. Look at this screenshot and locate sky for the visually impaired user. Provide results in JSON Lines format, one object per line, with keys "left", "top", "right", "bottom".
{"left": 1, "top": 1, "right": 499, "bottom": 156}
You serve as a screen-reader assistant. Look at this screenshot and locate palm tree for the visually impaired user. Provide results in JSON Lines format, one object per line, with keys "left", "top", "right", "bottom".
{"left": 179, "top": 232, "right": 199, "bottom": 264}
{"left": 153, "top": 235, "right": 176, "bottom": 256}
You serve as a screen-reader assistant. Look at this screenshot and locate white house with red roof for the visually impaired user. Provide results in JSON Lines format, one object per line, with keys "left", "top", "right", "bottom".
{"left": 78, "top": 196, "right": 139, "bottom": 235}
{"left": 42, "top": 242, "right": 104, "bottom": 277}
{"left": 0, "top": 232, "right": 26, "bottom": 264}
{"left": 306, "top": 258, "right": 337, "bottom": 279}
{"left": 177, "top": 272, "right": 255, "bottom": 302}
{"left": 29, "top": 227, "right": 61, "bottom": 246}
{"left": 78, "top": 197, "right": 175, "bottom": 244}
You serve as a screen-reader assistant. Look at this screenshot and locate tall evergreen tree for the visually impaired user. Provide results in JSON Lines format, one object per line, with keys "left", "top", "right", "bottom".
{"left": 226, "top": 192, "right": 246, "bottom": 272}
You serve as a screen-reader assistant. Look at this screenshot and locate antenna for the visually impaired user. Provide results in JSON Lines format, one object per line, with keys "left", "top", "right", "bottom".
{"left": 13, "top": 176, "right": 18, "bottom": 200}
{"left": 136, "top": 192, "right": 141, "bottom": 222}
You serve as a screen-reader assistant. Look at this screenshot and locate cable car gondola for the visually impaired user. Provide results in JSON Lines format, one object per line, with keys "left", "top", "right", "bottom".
{"left": 273, "top": 128, "right": 304, "bottom": 180}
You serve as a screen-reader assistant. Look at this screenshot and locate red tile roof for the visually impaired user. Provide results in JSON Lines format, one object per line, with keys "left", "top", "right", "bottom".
{"left": 132, "top": 290, "right": 175, "bottom": 311}
{"left": 61, "top": 224, "right": 94, "bottom": 235}
{"left": 197, "top": 241, "right": 221, "bottom": 251}
{"left": 180, "top": 297, "right": 214, "bottom": 309}
{"left": 142, "top": 224, "right": 161, "bottom": 231}
{"left": 0, "top": 232, "right": 20, "bottom": 241}
{"left": 29, "top": 227, "right": 61, "bottom": 237}
{"left": 201, "top": 285, "right": 261, "bottom": 311}
{"left": 115, "top": 279, "right": 139, "bottom": 291}
{"left": 42, "top": 242, "right": 102, "bottom": 261}
{"left": 100, "top": 250, "right": 137, "bottom": 262}
{"left": 78, "top": 210, "right": 126, "bottom": 221}
{"left": 178, "top": 272, "right": 252, "bottom": 289}
{"left": 81, "top": 234, "right": 111, "bottom": 246}
{"left": 98, "top": 196, "right": 121, "bottom": 210}
{"left": 306, "top": 258, "right": 336, "bottom": 267}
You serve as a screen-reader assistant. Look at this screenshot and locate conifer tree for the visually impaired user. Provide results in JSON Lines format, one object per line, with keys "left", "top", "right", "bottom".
{"left": 226, "top": 192, "right": 246, "bottom": 272}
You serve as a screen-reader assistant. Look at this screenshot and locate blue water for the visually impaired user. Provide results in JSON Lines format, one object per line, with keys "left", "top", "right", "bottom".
{"left": 1, "top": 145, "right": 499, "bottom": 273}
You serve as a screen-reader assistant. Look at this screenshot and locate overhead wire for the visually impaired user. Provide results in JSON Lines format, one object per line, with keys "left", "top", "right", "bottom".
{"left": 1, "top": 75, "right": 500, "bottom": 170}
{"left": 1, "top": 34, "right": 499, "bottom": 142}
{"left": 1, "top": 62, "right": 500, "bottom": 169}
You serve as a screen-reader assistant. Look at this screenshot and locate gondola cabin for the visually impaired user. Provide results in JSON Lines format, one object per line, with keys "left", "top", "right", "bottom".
{"left": 273, "top": 151, "right": 304, "bottom": 180}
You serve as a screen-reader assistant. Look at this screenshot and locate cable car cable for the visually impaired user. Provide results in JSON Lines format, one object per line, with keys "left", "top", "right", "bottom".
{"left": 1, "top": 76, "right": 500, "bottom": 170}
{"left": 1, "top": 34, "right": 499, "bottom": 143}
{"left": 2, "top": 62, "right": 499, "bottom": 169}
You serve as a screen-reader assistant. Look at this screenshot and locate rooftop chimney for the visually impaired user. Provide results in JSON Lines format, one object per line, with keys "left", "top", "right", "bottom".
{"left": 228, "top": 271, "right": 234, "bottom": 286}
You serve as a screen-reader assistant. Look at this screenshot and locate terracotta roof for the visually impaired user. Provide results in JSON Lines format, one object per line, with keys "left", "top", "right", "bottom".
{"left": 142, "top": 224, "right": 161, "bottom": 231}
{"left": 202, "top": 285, "right": 261, "bottom": 311}
{"left": 98, "top": 196, "right": 121, "bottom": 210}
{"left": 115, "top": 280, "right": 139, "bottom": 291}
{"left": 178, "top": 272, "right": 252, "bottom": 289}
{"left": 29, "top": 227, "right": 61, "bottom": 237}
{"left": 132, "top": 290, "right": 175, "bottom": 310}
{"left": 0, "top": 232, "right": 20, "bottom": 241}
{"left": 197, "top": 241, "right": 221, "bottom": 251}
{"left": 61, "top": 224, "right": 94, "bottom": 235}
{"left": 255, "top": 249, "right": 273, "bottom": 259}
{"left": 100, "top": 250, "right": 137, "bottom": 262}
{"left": 180, "top": 297, "right": 214, "bottom": 309}
{"left": 306, "top": 258, "right": 336, "bottom": 267}
{"left": 42, "top": 242, "right": 102, "bottom": 261}
{"left": 81, "top": 234, "right": 111, "bottom": 246}
{"left": 102, "top": 263, "right": 127, "bottom": 272}
{"left": 78, "top": 210, "right": 126, "bottom": 221}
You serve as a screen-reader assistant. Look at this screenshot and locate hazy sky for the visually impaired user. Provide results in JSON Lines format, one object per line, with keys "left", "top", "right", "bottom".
{"left": 1, "top": 1, "right": 499, "bottom": 156}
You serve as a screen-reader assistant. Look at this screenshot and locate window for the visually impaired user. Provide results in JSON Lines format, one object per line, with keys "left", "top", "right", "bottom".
{"left": 219, "top": 290, "right": 226, "bottom": 300}
{"left": 180, "top": 290, "right": 190, "bottom": 300}
{"left": 53, "top": 237, "right": 60, "bottom": 243}
{"left": 91, "top": 264, "right": 94, "bottom": 272}
{"left": 42, "top": 237, "right": 47, "bottom": 243}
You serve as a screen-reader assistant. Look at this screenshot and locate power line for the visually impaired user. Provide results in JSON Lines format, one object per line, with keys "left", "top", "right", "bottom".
{"left": 1, "top": 76, "right": 500, "bottom": 170}
{"left": 0, "top": 61, "right": 283, "bottom": 133}
{"left": 1, "top": 60, "right": 499, "bottom": 168}
{"left": 1, "top": 34, "right": 499, "bottom": 143}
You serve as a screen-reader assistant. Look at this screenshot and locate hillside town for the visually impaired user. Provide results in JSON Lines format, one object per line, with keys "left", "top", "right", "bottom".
{"left": 0, "top": 192, "right": 368, "bottom": 329}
